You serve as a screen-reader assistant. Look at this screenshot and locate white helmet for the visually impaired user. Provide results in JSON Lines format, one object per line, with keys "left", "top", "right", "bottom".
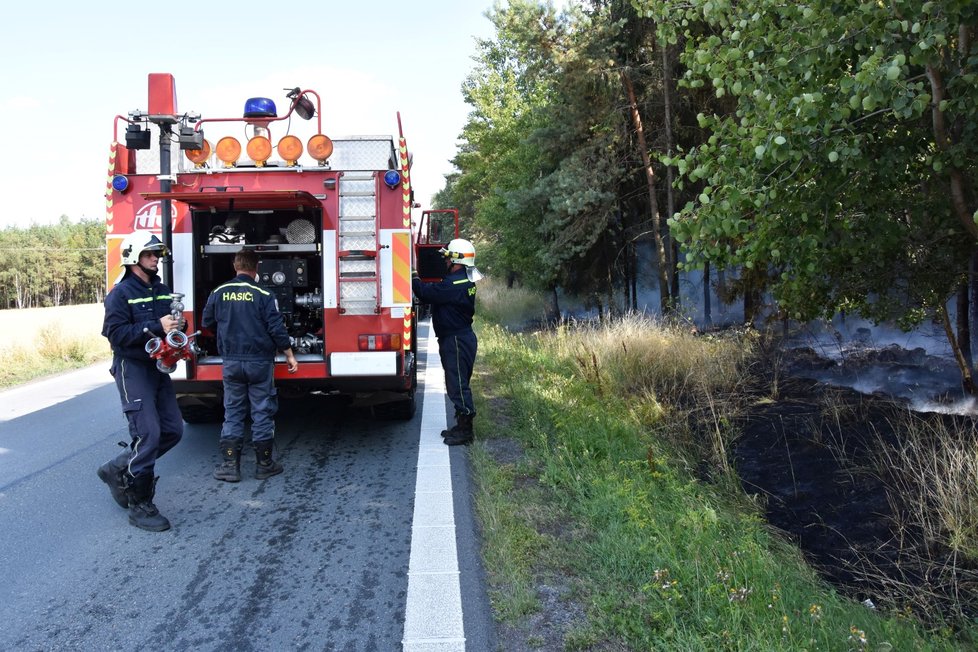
{"left": 120, "top": 230, "right": 169, "bottom": 265}
{"left": 442, "top": 238, "right": 476, "bottom": 267}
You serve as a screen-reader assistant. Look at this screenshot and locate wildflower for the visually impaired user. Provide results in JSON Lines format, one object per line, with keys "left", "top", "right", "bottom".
{"left": 715, "top": 569, "right": 731, "bottom": 584}
{"left": 848, "top": 626, "right": 868, "bottom": 650}
{"left": 649, "top": 568, "right": 679, "bottom": 596}
{"left": 728, "top": 586, "right": 752, "bottom": 603}
{"left": 782, "top": 614, "right": 789, "bottom": 635}
{"left": 809, "top": 604, "right": 823, "bottom": 622}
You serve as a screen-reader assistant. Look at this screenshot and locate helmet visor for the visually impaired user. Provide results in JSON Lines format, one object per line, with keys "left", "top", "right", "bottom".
{"left": 142, "top": 243, "right": 170, "bottom": 258}
{"left": 440, "top": 247, "right": 475, "bottom": 265}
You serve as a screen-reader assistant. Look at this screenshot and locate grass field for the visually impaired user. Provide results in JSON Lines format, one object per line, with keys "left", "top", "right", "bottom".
{"left": 0, "top": 304, "right": 109, "bottom": 388}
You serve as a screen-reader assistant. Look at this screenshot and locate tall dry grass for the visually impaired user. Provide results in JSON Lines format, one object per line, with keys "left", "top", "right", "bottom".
{"left": 538, "top": 315, "right": 755, "bottom": 474}
{"left": 475, "top": 278, "right": 551, "bottom": 330}
{"left": 863, "top": 413, "right": 978, "bottom": 619}
{"left": 0, "top": 305, "right": 109, "bottom": 388}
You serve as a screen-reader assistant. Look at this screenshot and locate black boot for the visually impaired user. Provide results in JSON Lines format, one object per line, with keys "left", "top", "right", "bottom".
{"left": 444, "top": 413, "right": 474, "bottom": 446}
{"left": 441, "top": 411, "right": 463, "bottom": 438}
{"left": 96, "top": 443, "right": 131, "bottom": 509}
{"left": 213, "top": 439, "right": 242, "bottom": 482}
{"left": 254, "top": 440, "right": 283, "bottom": 479}
{"left": 125, "top": 472, "right": 171, "bottom": 532}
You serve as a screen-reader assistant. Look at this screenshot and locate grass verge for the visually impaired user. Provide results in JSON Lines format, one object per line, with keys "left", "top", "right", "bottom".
{"left": 469, "top": 290, "right": 973, "bottom": 649}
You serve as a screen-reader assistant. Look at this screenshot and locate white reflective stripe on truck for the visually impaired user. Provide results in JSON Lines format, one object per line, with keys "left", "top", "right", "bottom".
{"left": 323, "top": 229, "right": 338, "bottom": 308}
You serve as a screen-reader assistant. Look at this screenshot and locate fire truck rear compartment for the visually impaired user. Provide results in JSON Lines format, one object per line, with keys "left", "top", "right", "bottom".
{"left": 192, "top": 208, "right": 326, "bottom": 359}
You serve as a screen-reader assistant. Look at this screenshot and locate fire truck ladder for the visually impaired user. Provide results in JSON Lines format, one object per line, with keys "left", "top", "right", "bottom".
{"left": 337, "top": 173, "right": 379, "bottom": 315}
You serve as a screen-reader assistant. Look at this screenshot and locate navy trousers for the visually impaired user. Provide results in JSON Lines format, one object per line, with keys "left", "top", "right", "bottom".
{"left": 221, "top": 359, "right": 278, "bottom": 443}
{"left": 111, "top": 356, "right": 183, "bottom": 478}
{"left": 439, "top": 331, "right": 477, "bottom": 416}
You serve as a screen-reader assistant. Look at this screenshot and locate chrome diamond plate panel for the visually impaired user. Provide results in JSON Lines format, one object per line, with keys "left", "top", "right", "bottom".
{"left": 329, "top": 139, "right": 395, "bottom": 170}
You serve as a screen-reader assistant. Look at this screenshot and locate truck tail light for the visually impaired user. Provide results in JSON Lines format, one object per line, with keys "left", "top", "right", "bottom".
{"left": 358, "top": 334, "right": 402, "bottom": 351}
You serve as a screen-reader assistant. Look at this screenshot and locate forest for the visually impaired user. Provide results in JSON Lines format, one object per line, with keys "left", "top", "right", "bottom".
{"left": 0, "top": 217, "right": 106, "bottom": 309}
{"left": 435, "top": 0, "right": 977, "bottom": 387}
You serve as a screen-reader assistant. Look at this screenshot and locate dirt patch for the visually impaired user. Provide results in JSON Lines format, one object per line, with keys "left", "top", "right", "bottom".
{"left": 482, "top": 435, "right": 524, "bottom": 466}
{"left": 491, "top": 581, "right": 597, "bottom": 652}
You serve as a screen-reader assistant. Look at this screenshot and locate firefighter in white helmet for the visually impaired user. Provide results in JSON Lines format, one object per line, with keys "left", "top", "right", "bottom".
{"left": 97, "top": 230, "right": 184, "bottom": 531}
{"left": 412, "top": 238, "right": 482, "bottom": 445}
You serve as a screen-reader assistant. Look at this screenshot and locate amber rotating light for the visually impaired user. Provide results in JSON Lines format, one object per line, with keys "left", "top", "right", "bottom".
{"left": 215, "top": 137, "right": 242, "bottom": 167}
{"left": 277, "top": 135, "right": 304, "bottom": 166}
{"left": 307, "top": 134, "right": 333, "bottom": 164}
{"left": 185, "top": 139, "right": 212, "bottom": 168}
{"left": 246, "top": 136, "right": 272, "bottom": 166}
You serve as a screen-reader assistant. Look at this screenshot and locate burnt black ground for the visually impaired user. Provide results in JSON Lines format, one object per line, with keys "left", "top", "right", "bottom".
{"left": 733, "top": 347, "right": 978, "bottom": 624}
{"left": 733, "top": 378, "right": 900, "bottom": 591}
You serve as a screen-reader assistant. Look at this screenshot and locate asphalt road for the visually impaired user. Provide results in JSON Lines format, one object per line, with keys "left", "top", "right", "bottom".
{"left": 0, "top": 325, "right": 493, "bottom": 651}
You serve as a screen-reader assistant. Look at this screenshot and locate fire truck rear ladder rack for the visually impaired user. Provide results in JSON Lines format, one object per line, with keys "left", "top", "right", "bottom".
{"left": 337, "top": 173, "right": 379, "bottom": 315}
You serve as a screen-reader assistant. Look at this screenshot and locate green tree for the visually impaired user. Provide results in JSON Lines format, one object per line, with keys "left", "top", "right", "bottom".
{"left": 453, "top": 0, "right": 562, "bottom": 292}
{"left": 635, "top": 0, "right": 978, "bottom": 388}
{"left": 0, "top": 218, "right": 106, "bottom": 309}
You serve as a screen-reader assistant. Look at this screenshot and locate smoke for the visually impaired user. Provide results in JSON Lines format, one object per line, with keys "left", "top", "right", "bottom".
{"left": 784, "top": 317, "right": 973, "bottom": 415}
{"left": 582, "top": 246, "right": 973, "bottom": 415}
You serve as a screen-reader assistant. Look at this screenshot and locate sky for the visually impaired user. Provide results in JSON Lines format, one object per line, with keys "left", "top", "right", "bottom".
{"left": 0, "top": 1, "right": 504, "bottom": 229}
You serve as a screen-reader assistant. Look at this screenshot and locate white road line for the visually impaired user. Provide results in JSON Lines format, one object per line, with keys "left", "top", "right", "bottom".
{"left": 402, "top": 322, "right": 466, "bottom": 652}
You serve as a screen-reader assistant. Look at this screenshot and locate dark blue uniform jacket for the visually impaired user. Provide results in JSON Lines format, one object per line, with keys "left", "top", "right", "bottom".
{"left": 412, "top": 269, "right": 476, "bottom": 337}
{"left": 102, "top": 272, "right": 174, "bottom": 361}
{"left": 202, "top": 274, "right": 291, "bottom": 361}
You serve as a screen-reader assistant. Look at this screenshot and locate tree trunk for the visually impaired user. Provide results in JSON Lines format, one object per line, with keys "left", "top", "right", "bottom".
{"left": 717, "top": 269, "right": 727, "bottom": 320}
{"left": 939, "top": 302, "right": 977, "bottom": 396}
{"left": 621, "top": 68, "right": 670, "bottom": 314}
{"left": 661, "top": 43, "right": 680, "bottom": 308}
{"left": 957, "top": 281, "right": 972, "bottom": 369}
{"left": 544, "top": 284, "right": 560, "bottom": 324}
{"left": 703, "top": 262, "right": 712, "bottom": 327}
{"left": 630, "top": 241, "right": 638, "bottom": 311}
{"left": 622, "top": 238, "right": 634, "bottom": 310}
{"left": 926, "top": 64, "right": 978, "bottom": 240}
{"left": 15, "top": 272, "right": 25, "bottom": 309}
{"left": 970, "top": 250, "right": 978, "bottom": 357}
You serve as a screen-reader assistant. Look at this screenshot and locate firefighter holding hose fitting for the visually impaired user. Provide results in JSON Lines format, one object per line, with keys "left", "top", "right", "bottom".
{"left": 97, "top": 230, "right": 185, "bottom": 532}
{"left": 412, "top": 238, "right": 482, "bottom": 446}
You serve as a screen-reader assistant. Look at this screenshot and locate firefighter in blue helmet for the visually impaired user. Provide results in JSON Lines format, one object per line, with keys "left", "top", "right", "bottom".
{"left": 97, "top": 230, "right": 184, "bottom": 532}
{"left": 202, "top": 249, "right": 298, "bottom": 482}
{"left": 412, "top": 238, "right": 482, "bottom": 446}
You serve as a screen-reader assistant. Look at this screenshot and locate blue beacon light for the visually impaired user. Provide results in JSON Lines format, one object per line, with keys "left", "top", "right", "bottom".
{"left": 112, "top": 175, "right": 129, "bottom": 193}
{"left": 243, "top": 97, "right": 277, "bottom": 118}
{"left": 384, "top": 170, "right": 401, "bottom": 188}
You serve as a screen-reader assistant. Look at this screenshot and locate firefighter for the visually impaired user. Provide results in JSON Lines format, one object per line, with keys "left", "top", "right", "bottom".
{"left": 202, "top": 249, "right": 298, "bottom": 482}
{"left": 97, "top": 230, "right": 184, "bottom": 532}
{"left": 412, "top": 238, "right": 483, "bottom": 446}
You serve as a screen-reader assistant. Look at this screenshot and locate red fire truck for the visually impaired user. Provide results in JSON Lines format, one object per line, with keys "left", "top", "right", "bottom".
{"left": 105, "top": 73, "right": 433, "bottom": 422}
